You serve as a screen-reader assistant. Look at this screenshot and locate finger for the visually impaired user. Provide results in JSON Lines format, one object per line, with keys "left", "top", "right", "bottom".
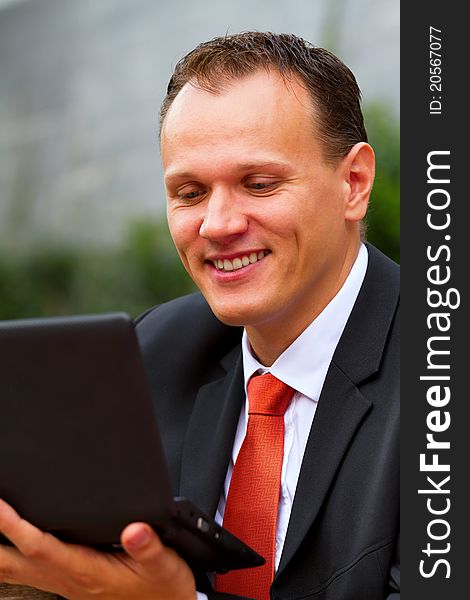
{"left": 120, "top": 523, "right": 197, "bottom": 599}
{"left": 0, "top": 544, "right": 22, "bottom": 584}
{"left": 0, "top": 543, "right": 56, "bottom": 590}
{"left": 0, "top": 498, "right": 103, "bottom": 580}
{"left": 0, "top": 500, "right": 69, "bottom": 593}
{"left": 0, "top": 498, "right": 50, "bottom": 557}
{"left": 121, "top": 523, "right": 179, "bottom": 576}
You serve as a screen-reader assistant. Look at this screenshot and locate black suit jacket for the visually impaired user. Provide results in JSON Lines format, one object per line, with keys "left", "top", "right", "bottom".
{"left": 135, "top": 243, "right": 400, "bottom": 600}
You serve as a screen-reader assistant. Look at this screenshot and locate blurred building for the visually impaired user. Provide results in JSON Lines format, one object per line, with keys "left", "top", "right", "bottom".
{"left": 0, "top": 0, "right": 399, "bottom": 250}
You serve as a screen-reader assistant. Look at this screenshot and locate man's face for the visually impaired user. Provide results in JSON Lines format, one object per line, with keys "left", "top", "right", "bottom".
{"left": 161, "top": 69, "right": 361, "bottom": 338}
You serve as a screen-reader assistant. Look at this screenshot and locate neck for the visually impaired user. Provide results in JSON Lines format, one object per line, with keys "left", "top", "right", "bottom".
{"left": 246, "top": 320, "right": 310, "bottom": 367}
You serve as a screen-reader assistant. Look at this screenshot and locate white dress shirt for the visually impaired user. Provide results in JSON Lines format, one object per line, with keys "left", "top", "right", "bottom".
{"left": 196, "top": 244, "right": 368, "bottom": 599}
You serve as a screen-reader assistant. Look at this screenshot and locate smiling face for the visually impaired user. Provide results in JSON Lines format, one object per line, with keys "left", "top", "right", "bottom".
{"left": 161, "top": 69, "right": 369, "bottom": 358}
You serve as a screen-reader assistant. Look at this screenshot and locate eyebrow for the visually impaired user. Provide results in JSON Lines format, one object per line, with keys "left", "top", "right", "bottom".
{"left": 164, "top": 160, "right": 292, "bottom": 183}
{"left": 235, "top": 160, "right": 292, "bottom": 171}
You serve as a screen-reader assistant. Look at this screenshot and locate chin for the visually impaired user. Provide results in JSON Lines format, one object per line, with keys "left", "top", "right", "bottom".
{"left": 211, "top": 309, "right": 249, "bottom": 328}
{"left": 207, "top": 300, "right": 260, "bottom": 328}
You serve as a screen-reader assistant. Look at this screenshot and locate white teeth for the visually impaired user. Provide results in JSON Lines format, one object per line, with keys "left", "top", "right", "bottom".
{"left": 213, "top": 251, "right": 269, "bottom": 272}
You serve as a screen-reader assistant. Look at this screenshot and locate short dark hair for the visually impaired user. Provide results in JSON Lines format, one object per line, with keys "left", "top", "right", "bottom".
{"left": 160, "top": 31, "right": 368, "bottom": 164}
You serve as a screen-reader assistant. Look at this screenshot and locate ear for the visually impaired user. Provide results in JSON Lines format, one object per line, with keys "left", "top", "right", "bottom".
{"left": 340, "top": 142, "right": 375, "bottom": 223}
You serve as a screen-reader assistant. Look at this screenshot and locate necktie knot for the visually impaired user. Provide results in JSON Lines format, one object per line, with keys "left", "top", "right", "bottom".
{"left": 247, "top": 373, "right": 295, "bottom": 416}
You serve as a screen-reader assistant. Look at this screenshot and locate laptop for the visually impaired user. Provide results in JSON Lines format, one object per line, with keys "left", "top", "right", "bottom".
{"left": 0, "top": 313, "right": 264, "bottom": 574}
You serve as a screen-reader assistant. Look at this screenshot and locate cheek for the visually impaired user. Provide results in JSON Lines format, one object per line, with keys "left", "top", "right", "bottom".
{"left": 167, "top": 214, "right": 204, "bottom": 278}
{"left": 168, "top": 213, "right": 194, "bottom": 253}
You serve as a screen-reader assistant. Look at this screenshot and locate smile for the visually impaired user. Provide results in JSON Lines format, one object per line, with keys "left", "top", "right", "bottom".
{"left": 210, "top": 250, "right": 270, "bottom": 272}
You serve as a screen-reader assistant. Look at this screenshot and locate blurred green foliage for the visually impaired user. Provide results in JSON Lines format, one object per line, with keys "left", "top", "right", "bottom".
{"left": 0, "top": 221, "right": 196, "bottom": 320}
{"left": 364, "top": 104, "right": 400, "bottom": 262}
{"left": 0, "top": 104, "right": 398, "bottom": 321}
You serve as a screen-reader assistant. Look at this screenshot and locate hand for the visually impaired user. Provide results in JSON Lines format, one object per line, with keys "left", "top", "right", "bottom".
{"left": 0, "top": 498, "right": 196, "bottom": 599}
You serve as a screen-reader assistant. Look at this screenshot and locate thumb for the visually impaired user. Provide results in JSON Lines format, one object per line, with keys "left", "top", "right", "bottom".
{"left": 121, "top": 523, "right": 166, "bottom": 564}
{"left": 121, "top": 522, "right": 182, "bottom": 574}
{"left": 121, "top": 523, "right": 197, "bottom": 599}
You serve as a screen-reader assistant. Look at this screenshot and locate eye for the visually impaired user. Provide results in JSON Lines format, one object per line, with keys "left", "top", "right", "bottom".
{"left": 245, "top": 179, "right": 278, "bottom": 194}
{"left": 174, "top": 186, "right": 206, "bottom": 204}
{"left": 181, "top": 189, "right": 203, "bottom": 199}
{"left": 249, "top": 182, "right": 272, "bottom": 190}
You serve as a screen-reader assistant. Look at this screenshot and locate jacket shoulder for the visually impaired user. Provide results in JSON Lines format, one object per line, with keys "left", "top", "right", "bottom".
{"left": 135, "top": 292, "right": 242, "bottom": 385}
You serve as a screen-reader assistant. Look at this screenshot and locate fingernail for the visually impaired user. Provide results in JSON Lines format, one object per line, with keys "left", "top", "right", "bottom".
{"left": 129, "top": 526, "right": 151, "bottom": 549}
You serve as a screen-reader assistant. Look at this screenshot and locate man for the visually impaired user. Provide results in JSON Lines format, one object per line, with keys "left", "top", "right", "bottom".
{"left": 0, "top": 32, "right": 399, "bottom": 599}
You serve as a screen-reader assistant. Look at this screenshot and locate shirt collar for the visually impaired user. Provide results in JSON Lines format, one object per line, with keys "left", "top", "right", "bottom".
{"left": 242, "top": 243, "right": 368, "bottom": 401}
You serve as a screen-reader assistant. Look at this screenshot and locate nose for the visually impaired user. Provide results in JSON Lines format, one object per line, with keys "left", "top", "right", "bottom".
{"left": 199, "top": 189, "right": 248, "bottom": 241}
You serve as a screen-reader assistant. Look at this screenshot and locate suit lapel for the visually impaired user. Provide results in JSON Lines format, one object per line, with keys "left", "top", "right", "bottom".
{"left": 276, "top": 365, "right": 371, "bottom": 575}
{"left": 180, "top": 348, "right": 244, "bottom": 518}
{"left": 277, "top": 244, "right": 399, "bottom": 577}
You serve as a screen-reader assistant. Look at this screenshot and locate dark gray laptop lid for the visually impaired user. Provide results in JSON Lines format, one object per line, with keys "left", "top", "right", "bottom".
{"left": 0, "top": 313, "right": 174, "bottom": 544}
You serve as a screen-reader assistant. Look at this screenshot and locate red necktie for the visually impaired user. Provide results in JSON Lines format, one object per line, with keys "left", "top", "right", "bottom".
{"left": 215, "top": 373, "right": 295, "bottom": 600}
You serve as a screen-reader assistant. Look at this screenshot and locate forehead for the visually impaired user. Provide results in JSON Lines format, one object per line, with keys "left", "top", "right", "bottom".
{"left": 160, "top": 69, "right": 322, "bottom": 169}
